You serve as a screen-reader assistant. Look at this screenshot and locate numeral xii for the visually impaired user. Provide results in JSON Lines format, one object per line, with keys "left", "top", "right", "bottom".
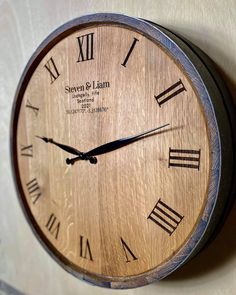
{"left": 77, "top": 33, "right": 94, "bottom": 62}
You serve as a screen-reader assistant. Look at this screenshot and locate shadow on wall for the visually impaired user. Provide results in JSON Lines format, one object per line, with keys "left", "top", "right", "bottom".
{"left": 165, "top": 200, "right": 236, "bottom": 281}
{"left": 0, "top": 280, "right": 25, "bottom": 295}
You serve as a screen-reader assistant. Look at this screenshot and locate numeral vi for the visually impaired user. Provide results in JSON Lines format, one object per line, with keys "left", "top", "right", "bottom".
{"left": 21, "top": 144, "right": 33, "bottom": 157}
{"left": 120, "top": 237, "right": 138, "bottom": 263}
{"left": 80, "top": 235, "right": 93, "bottom": 261}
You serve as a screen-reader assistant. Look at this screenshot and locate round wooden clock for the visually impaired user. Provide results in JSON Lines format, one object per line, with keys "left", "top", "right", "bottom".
{"left": 11, "top": 13, "right": 235, "bottom": 288}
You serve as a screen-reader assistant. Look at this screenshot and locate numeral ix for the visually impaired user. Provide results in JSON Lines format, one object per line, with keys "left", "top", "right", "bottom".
{"left": 148, "top": 199, "right": 184, "bottom": 235}
{"left": 168, "top": 148, "right": 201, "bottom": 170}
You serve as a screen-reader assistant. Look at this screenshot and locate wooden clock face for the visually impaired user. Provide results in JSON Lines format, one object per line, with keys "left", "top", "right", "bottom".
{"left": 13, "top": 20, "right": 212, "bottom": 284}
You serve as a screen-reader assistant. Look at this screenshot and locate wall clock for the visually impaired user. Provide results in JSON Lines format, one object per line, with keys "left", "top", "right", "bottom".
{"left": 11, "top": 13, "right": 235, "bottom": 288}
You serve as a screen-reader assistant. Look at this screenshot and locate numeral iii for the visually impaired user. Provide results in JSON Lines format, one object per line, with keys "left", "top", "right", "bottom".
{"left": 80, "top": 235, "right": 93, "bottom": 261}
{"left": 168, "top": 148, "right": 201, "bottom": 170}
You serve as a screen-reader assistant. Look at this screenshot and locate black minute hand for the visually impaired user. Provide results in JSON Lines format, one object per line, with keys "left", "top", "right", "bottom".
{"left": 66, "top": 123, "right": 170, "bottom": 165}
{"left": 36, "top": 136, "right": 82, "bottom": 156}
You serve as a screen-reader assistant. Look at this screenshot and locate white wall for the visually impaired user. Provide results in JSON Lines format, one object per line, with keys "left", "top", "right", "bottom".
{"left": 0, "top": 1, "right": 236, "bottom": 294}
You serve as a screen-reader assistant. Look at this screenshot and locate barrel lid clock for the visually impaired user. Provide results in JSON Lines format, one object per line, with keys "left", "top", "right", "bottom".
{"left": 10, "top": 13, "right": 236, "bottom": 288}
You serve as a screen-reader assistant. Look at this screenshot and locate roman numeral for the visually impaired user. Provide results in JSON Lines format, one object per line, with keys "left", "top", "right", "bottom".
{"left": 155, "top": 79, "right": 186, "bottom": 106}
{"left": 26, "top": 100, "right": 39, "bottom": 116}
{"left": 148, "top": 199, "right": 184, "bottom": 235}
{"left": 45, "top": 214, "right": 60, "bottom": 240}
{"left": 121, "top": 37, "right": 139, "bottom": 67}
{"left": 120, "top": 237, "right": 138, "bottom": 263}
{"left": 44, "top": 57, "right": 60, "bottom": 84}
{"left": 168, "top": 148, "right": 201, "bottom": 170}
{"left": 20, "top": 144, "right": 33, "bottom": 157}
{"left": 26, "top": 178, "right": 41, "bottom": 204}
{"left": 77, "top": 33, "right": 94, "bottom": 62}
{"left": 80, "top": 235, "right": 93, "bottom": 261}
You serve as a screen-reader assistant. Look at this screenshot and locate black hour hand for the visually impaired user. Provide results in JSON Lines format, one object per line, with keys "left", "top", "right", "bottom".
{"left": 36, "top": 136, "right": 82, "bottom": 156}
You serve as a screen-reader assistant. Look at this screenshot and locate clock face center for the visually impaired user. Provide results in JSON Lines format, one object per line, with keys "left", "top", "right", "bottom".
{"left": 15, "top": 24, "right": 210, "bottom": 279}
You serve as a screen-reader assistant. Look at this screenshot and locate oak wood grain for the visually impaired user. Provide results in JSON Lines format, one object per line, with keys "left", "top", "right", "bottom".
{"left": 13, "top": 18, "right": 217, "bottom": 287}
